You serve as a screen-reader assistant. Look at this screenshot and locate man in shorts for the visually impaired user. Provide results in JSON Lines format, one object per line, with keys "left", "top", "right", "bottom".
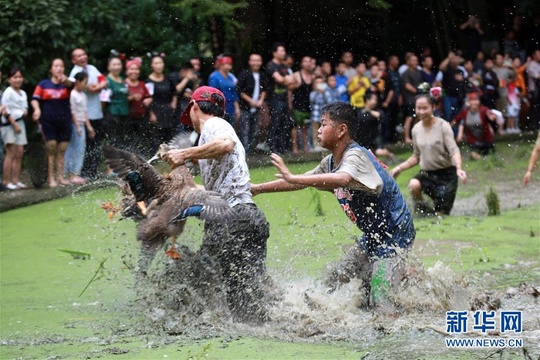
{"left": 164, "top": 86, "right": 270, "bottom": 323}
{"left": 251, "top": 101, "right": 416, "bottom": 314}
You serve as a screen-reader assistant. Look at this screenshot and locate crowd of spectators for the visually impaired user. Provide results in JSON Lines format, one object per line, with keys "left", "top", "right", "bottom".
{"left": 1, "top": 15, "right": 539, "bottom": 190}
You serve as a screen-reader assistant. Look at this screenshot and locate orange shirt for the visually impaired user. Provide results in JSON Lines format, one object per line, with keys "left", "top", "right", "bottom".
{"left": 515, "top": 65, "right": 527, "bottom": 95}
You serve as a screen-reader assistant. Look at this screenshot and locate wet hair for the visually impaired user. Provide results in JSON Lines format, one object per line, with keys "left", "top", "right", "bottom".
{"left": 320, "top": 102, "right": 359, "bottom": 137}
{"left": 74, "top": 71, "right": 88, "bottom": 82}
{"left": 7, "top": 66, "right": 22, "bottom": 78}
{"left": 196, "top": 93, "right": 226, "bottom": 118}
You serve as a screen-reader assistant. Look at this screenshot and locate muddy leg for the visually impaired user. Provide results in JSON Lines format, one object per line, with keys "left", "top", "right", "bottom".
{"left": 324, "top": 241, "right": 372, "bottom": 293}
{"left": 370, "top": 250, "right": 407, "bottom": 314}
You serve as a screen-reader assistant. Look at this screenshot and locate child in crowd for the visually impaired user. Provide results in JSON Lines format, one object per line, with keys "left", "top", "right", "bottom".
{"left": 325, "top": 75, "right": 341, "bottom": 104}
{"left": 357, "top": 91, "right": 397, "bottom": 163}
{"left": 309, "top": 77, "right": 328, "bottom": 151}
{"left": 1, "top": 67, "right": 28, "bottom": 190}
{"left": 506, "top": 70, "right": 521, "bottom": 133}
{"left": 65, "top": 72, "right": 95, "bottom": 184}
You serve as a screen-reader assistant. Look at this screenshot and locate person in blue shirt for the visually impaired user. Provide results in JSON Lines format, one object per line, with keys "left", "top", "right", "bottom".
{"left": 208, "top": 54, "right": 240, "bottom": 124}
{"left": 251, "top": 101, "right": 415, "bottom": 314}
{"left": 335, "top": 63, "right": 350, "bottom": 103}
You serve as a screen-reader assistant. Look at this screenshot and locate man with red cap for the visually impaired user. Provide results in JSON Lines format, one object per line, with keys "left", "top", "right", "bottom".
{"left": 164, "top": 86, "right": 270, "bottom": 323}
{"left": 208, "top": 54, "right": 240, "bottom": 124}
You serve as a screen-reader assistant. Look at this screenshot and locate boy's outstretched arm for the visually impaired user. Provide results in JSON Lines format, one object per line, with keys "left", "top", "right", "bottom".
{"left": 271, "top": 153, "right": 353, "bottom": 190}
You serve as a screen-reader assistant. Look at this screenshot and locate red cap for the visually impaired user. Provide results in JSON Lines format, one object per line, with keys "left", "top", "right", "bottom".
{"left": 180, "top": 86, "right": 226, "bottom": 126}
{"left": 216, "top": 56, "right": 233, "bottom": 65}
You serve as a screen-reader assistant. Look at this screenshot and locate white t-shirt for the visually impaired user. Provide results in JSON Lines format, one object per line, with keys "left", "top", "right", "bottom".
{"left": 69, "top": 64, "right": 104, "bottom": 120}
{"left": 527, "top": 60, "right": 540, "bottom": 92}
{"left": 70, "top": 89, "right": 88, "bottom": 123}
{"left": 1, "top": 87, "right": 28, "bottom": 125}
{"left": 198, "top": 117, "right": 254, "bottom": 207}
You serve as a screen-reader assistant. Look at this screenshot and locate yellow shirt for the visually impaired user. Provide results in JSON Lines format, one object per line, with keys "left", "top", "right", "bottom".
{"left": 347, "top": 75, "right": 370, "bottom": 108}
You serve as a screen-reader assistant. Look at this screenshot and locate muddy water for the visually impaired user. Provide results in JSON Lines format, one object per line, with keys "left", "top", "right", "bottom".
{"left": 132, "top": 245, "right": 540, "bottom": 359}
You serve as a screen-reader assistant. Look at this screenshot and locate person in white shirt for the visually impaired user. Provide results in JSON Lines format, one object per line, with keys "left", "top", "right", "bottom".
{"left": 69, "top": 48, "right": 107, "bottom": 179}
{"left": 164, "top": 86, "right": 270, "bottom": 324}
{"left": 1, "top": 67, "right": 28, "bottom": 190}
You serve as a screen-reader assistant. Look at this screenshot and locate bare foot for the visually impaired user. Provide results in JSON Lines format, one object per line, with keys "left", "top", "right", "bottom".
{"left": 405, "top": 138, "right": 412, "bottom": 144}
{"left": 48, "top": 180, "right": 58, "bottom": 188}
{"left": 59, "top": 178, "right": 72, "bottom": 186}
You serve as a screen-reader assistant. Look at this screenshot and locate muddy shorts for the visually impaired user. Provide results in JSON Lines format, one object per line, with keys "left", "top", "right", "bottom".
{"left": 414, "top": 166, "right": 458, "bottom": 215}
{"left": 199, "top": 202, "right": 270, "bottom": 323}
{"left": 293, "top": 110, "right": 311, "bottom": 127}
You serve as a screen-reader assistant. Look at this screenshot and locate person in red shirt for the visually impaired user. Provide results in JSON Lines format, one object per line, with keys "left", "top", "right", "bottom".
{"left": 453, "top": 92, "right": 497, "bottom": 160}
{"left": 125, "top": 57, "right": 153, "bottom": 155}
{"left": 31, "top": 58, "right": 73, "bottom": 187}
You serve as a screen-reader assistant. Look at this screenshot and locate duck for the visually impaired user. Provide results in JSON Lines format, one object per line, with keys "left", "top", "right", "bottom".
{"left": 102, "top": 145, "right": 234, "bottom": 278}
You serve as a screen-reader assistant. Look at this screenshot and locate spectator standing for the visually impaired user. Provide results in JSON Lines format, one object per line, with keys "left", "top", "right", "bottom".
{"left": 236, "top": 53, "right": 268, "bottom": 156}
{"left": 526, "top": 49, "right": 540, "bottom": 131}
{"left": 33, "top": 59, "right": 73, "bottom": 187}
{"left": 357, "top": 91, "right": 397, "bottom": 163}
{"left": 460, "top": 15, "right": 484, "bottom": 59}
{"left": 480, "top": 58, "right": 499, "bottom": 110}
{"left": 1, "top": 67, "right": 28, "bottom": 190}
{"left": 65, "top": 72, "right": 94, "bottom": 185}
{"left": 401, "top": 54, "right": 423, "bottom": 143}
{"left": 348, "top": 63, "right": 370, "bottom": 110}
{"left": 208, "top": 54, "right": 240, "bottom": 125}
{"left": 334, "top": 63, "right": 350, "bottom": 102}
{"left": 391, "top": 95, "right": 467, "bottom": 215}
{"left": 493, "top": 54, "right": 510, "bottom": 115}
{"left": 384, "top": 55, "right": 401, "bottom": 143}
{"left": 146, "top": 54, "right": 177, "bottom": 147}
{"left": 265, "top": 43, "right": 293, "bottom": 154}
{"left": 325, "top": 75, "right": 341, "bottom": 104}
{"left": 439, "top": 52, "right": 467, "bottom": 122}
{"left": 341, "top": 51, "right": 357, "bottom": 79}
{"left": 290, "top": 56, "right": 314, "bottom": 153}
{"left": 420, "top": 56, "right": 436, "bottom": 85}
{"left": 309, "top": 77, "right": 328, "bottom": 151}
{"left": 125, "top": 58, "right": 153, "bottom": 155}
{"left": 69, "top": 48, "right": 107, "bottom": 179}
{"left": 170, "top": 61, "right": 199, "bottom": 120}
{"left": 103, "top": 56, "right": 129, "bottom": 148}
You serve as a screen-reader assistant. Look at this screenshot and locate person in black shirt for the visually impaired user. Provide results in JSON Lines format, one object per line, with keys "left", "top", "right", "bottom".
{"left": 265, "top": 42, "right": 293, "bottom": 153}
{"left": 169, "top": 61, "right": 199, "bottom": 127}
{"left": 236, "top": 54, "right": 269, "bottom": 155}
{"left": 480, "top": 58, "right": 499, "bottom": 110}
{"left": 439, "top": 52, "right": 467, "bottom": 122}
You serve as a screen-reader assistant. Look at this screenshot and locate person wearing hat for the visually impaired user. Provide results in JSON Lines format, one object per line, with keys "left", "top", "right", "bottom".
{"left": 163, "top": 86, "right": 270, "bottom": 323}
{"left": 208, "top": 54, "right": 240, "bottom": 125}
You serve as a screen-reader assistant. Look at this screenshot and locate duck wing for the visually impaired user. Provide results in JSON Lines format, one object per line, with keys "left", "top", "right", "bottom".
{"left": 103, "top": 146, "right": 162, "bottom": 202}
{"left": 167, "top": 130, "right": 197, "bottom": 150}
{"left": 171, "top": 189, "right": 235, "bottom": 223}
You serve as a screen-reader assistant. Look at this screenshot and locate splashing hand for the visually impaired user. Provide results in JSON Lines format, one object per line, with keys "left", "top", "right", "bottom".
{"left": 271, "top": 153, "right": 294, "bottom": 182}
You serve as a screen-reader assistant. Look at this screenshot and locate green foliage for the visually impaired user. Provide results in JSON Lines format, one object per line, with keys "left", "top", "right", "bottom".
{"left": 0, "top": 0, "right": 247, "bottom": 86}
{"left": 367, "top": 0, "right": 392, "bottom": 10}
{"left": 485, "top": 186, "right": 500, "bottom": 216}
